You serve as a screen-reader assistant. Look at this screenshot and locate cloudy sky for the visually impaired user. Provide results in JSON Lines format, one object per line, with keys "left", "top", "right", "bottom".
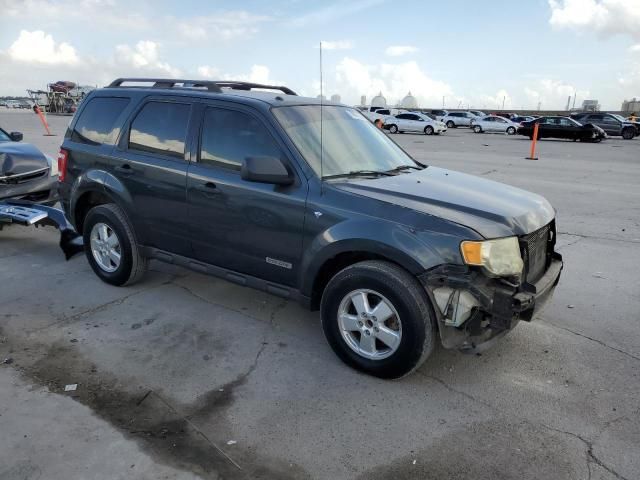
{"left": 1, "top": 0, "right": 639, "bottom": 109}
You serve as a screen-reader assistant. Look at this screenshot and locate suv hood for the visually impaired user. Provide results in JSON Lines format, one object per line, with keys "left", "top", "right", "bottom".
{"left": 333, "top": 167, "right": 555, "bottom": 238}
{"left": 0, "top": 142, "right": 48, "bottom": 176}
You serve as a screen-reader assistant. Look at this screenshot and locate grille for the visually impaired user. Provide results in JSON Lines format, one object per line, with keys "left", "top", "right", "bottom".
{"left": 521, "top": 223, "right": 551, "bottom": 283}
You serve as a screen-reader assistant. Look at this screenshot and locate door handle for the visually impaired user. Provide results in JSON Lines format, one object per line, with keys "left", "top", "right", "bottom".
{"left": 195, "top": 182, "right": 220, "bottom": 196}
{"left": 115, "top": 164, "right": 134, "bottom": 175}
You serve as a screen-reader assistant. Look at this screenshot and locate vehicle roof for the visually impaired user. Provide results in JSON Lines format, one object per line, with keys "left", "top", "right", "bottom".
{"left": 97, "top": 85, "right": 342, "bottom": 109}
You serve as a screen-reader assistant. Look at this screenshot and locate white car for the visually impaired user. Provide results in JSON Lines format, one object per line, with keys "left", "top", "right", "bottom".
{"left": 366, "top": 107, "right": 403, "bottom": 122}
{"left": 441, "top": 111, "right": 477, "bottom": 128}
{"left": 472, "top": 115, "right": 519, "bottom": 135}
{"left": 385, "top": 112, "right": 447, "bottom": 135}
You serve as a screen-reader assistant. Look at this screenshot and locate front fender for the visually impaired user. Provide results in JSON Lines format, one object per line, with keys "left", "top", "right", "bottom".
{"left": 299, "top": 217, "right": 445, "bottom": 297}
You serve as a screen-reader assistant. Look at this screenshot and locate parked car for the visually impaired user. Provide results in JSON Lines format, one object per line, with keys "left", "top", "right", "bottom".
{"left": 570, "top": 112, "right": 637, "bottom": 140}
{"left": 385, "top": 112, "right": 447, "bottom": 135}
{"left": 365, "top": 107, "right": 402, "bottom": 122}
{"left": 57, "top": 77, "right": 563, "bottom": 379}
{"left": 429, "top": 109, "right": 449, "bottom": 121}
{"left": 472, "top": 115, "right": 519, "bottom": 135}
{"left": 518, "top": 116, "right": 606, "bottom": 142}
{"left": 511, "top": 115, "right": 536, "bottom": 124}
{"left": 441, "top": 111, "right": 476, "bottom": 128}
{"left": 0, "top": 126, "right": 58, "bottom": 204}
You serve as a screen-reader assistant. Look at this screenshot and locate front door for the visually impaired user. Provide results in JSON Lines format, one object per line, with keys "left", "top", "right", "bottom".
{"left": 187, "top": 104, "right": 307, "bottom": 287}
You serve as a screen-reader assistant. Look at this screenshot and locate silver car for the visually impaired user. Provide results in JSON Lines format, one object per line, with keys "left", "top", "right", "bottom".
{"left": 472, "top": 115, "right": 519, "bottom": 135}
{"left": 385, "top": 112, "right": 447, "bottom": 135}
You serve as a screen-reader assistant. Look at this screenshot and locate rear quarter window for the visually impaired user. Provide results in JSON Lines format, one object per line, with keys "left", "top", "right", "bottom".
{"left": 71, "top": 97, "right": 130, "bottom": 145}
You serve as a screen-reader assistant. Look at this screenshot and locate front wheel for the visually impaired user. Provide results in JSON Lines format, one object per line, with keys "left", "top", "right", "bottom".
{"left": 388, "top": 124, "right": 398, "bottom": 134}
{"left": 83, "top": 203, "right": 148, "bottom": 286}
{"left": 320, "top": 261, "right": 435, "bottom": 379}
{"left": 622, "top": 128, "right": 635, "bottom": 140}
{"left": 424, "top": 125, "right": 434, "bottom": 135}
{"left": 506, "top": 126, "right": 516, "bottom": 135}
{"left": 473, "top": 125, "right": 482, "bottom": 133}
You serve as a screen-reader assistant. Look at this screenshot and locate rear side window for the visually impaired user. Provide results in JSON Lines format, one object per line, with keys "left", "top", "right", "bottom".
{"left": 199, "top": 107, "right": 281, "bottom": 171}
{"left": 71, "top": 97, "right": 129, "bottom": 145}
{"left": 128, "top": 102, "right": 191, "bottom": 159}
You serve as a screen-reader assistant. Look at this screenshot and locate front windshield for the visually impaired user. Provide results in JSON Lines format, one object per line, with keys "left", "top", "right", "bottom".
{"left": 0, "top": 129, "right": 11, "bottom": 142}
{"left": 273, "top": 105, "right": 420, "bottom": 178}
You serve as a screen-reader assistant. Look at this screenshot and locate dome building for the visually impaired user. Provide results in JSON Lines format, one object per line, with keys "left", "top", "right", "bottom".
{"left": 400, "top": 91, "right": 418, "bottom": 109}
{"left": 371, "top": 91, "right": 387, "bottom": 107}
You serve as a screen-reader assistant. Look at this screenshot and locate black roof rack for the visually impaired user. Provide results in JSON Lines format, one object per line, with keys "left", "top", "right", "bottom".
{"left": 108, "top": 78, "right": 297, "bottom": 96}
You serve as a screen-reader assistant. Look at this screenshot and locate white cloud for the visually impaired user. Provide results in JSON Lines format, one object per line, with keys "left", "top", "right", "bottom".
{"left": 629, "top": 44, "right": 640, "bottom": 52}
{"left": 334, "top": 57, "right": 452, "bottom": 106}
{"left": 288, "top": 0, "right": 385, "bottom": 27}
{"left": 320, "top": 40, "right": 353, "bottom": 50}
{"left": 7, "top": 30, "right": 79, "bottom": 65}
{"left": 549, "top": 0, "right": 640, "bottom": 40}
{"left": 385, "top": 45, "right": 418, "bottom": 57}
{"left": 197, "top": 64, "right": 280, "bottom": 85}
{"left": 197, "top": 66, "right": 220, "bottom": 79}
{"left": 524, "top": 79, "right": 589, "bottom": 109}
{"left": 477, "top": 90, "right": 513, "bottom": 109}
{"left": 175, "top": 11, "right": 271, "bottom": 41}
{"left": 114, "top": 41, "right": 180, "bottom": 76}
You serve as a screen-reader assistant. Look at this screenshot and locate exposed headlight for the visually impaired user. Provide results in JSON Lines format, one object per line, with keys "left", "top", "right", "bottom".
{"left": 45, "top": 154, "right": 59, "bottom": 177}
{"left": 460, "top": 237, "right": 523, "bottom": 277}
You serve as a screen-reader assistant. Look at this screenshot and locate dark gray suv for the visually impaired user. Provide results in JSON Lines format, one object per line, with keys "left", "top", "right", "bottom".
{"left": 571, "top": 112, "right": 637, "bottom": 139}
{"left": 57, "top": 78, "right": 563, "bottom": 378}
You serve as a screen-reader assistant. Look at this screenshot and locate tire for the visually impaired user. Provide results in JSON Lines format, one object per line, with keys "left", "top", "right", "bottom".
{"left": 446, "top": 120, "right": 455, "bottom": 128}
{"left": 424, "top": 125, "right": 434, "bottom": 135}
{"left": 506, "top": 126, "right": 516, "bottom": 135}
{"left": 622, "top": 128, "right": 635, "bottom": 140}
{"left": 389, "top": 124, "right": 398, "bottom": 134}
{"left": 473, "top": 125, "right": 482, "bottom": 133}
{"left": 82, "top": 203, "right": 148, "bottom": 286}
{"left": 320, "top": 260, "right": 435, "bottom": 379}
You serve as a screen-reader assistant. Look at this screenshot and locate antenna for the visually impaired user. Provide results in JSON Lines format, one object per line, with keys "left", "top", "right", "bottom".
{"left": 319, "top": 41, "right": 324, "bottom": 194}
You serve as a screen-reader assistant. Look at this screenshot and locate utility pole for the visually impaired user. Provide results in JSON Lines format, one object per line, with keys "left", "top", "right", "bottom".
{"left": 502, "top": 96, "right": 506, "bottom": 110}
{"left": 442, "top": 96, "right": 445, "bottom": 108}
{"left": 572, "top": 92, "right": 576, "bottom": 110}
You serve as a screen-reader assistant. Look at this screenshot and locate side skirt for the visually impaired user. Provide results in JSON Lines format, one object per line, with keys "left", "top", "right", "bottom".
{"left": 140, "top": 246, "right": 312, "bottom": 309}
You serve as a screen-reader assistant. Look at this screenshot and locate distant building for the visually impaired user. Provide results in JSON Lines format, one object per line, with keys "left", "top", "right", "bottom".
{"left": 360, "top": 95, "right": 367, "bottom": 106}
{"left": 400, "top": 91, "right": 418, "bottom": 109}
{"left": 581, "top": 99, "right": 600, "bottom": 112}
{"left": 621, "top": 98, "right": 640, "bottom": 113}
{"left": 371, "top": 91, "right": 387, "bottom": 108}
{"left": 330, "top": 94, "right": 341, "bottom": 103}
{"left": 316, "top": 94, "right": 327, "bottom": 101}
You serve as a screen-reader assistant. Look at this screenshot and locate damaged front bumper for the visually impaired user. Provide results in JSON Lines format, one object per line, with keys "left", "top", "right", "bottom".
{"left": 420, "top": 253, "right": 563, "bottom": 352}
{"left": 0, "top": 200, "right": 84, "bottom": 260}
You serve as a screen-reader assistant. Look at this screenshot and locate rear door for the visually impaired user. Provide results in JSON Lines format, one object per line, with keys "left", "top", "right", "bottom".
{"left": 394, "top": 113, "right": 410, "bottom": 131}
{"left": 599, "top": 115, "right": 622, "bottom": 135}
{"left": 186, "top": 103, "right": 307, "bottom": 286}
{"left": 111, "top": 97, "right": 195, "bottom": 255}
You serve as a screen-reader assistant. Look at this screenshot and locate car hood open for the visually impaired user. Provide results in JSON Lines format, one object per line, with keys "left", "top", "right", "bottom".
{"left": 0, "top": 142, "right": 48, "bottom": 177}
{"left": 333, "top": 167, "right": 555, "bottom": 238}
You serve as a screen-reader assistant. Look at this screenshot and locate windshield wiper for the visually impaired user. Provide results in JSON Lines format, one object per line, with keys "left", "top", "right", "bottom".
{"left": 384, "top": 164, "right": 423, "bottom": 174}
{"left": 323, "top": 170, "right": 395, "bottom": 180}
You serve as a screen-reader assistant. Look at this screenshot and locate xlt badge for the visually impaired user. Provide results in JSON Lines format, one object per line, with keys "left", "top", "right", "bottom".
{"left": 266, "top": 257, "right": 292, "bottom": 269}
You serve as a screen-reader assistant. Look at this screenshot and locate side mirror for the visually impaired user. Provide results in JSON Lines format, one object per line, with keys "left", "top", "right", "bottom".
{"left": 10, "top": 132, "right": 23, "bottom": 142}
{"left": 241, "top": 156, "right": 293, "bottom": 185}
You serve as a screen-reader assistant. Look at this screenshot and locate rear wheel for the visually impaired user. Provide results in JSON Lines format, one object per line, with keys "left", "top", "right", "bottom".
{"left": 83, "top": 203, "right": 148, "bottom": 286}
{"left": 388, "top": 124, "right": 398, "bottom": 134}
{"left": 506, "top": 126, "right": 516, "bottom": 135}
{"left": 320, "top": 260, "right": 435, "bottom": 379}
{"left": 473, "top": 125, "right": 482, "bottom": 133}
{"left": 446, "top": 120, "right": 455, "bottom": 128}
{"left": 622, "top": 127, "right": 635, "bottom": 140}
{"left": 424, "top": 125, "right": 434, "bottom": 135}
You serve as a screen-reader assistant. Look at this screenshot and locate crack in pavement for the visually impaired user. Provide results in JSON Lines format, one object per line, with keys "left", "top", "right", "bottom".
{"left": 26, "top": 275, "right": 182, "bottom": 334}
{"left": 556, "top": 231, "right": 640, "bottom": 245}
{"left": 548, "top": 323, "right": 640, "bottom": 362}
{"left": 541, "top": 424, "right": 631, "bottom": 480}
{"left": 420, "top": 373, "right": 498, "bottom": 412}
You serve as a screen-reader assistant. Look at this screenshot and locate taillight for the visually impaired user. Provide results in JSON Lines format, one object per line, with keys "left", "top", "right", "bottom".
{"left": 57, "top": 148, "right": 69, "bottom": 182}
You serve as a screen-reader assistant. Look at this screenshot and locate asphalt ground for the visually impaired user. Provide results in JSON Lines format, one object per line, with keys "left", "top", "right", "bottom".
{"left": 1, "top": 109, "right": 639, "bottom": 480}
